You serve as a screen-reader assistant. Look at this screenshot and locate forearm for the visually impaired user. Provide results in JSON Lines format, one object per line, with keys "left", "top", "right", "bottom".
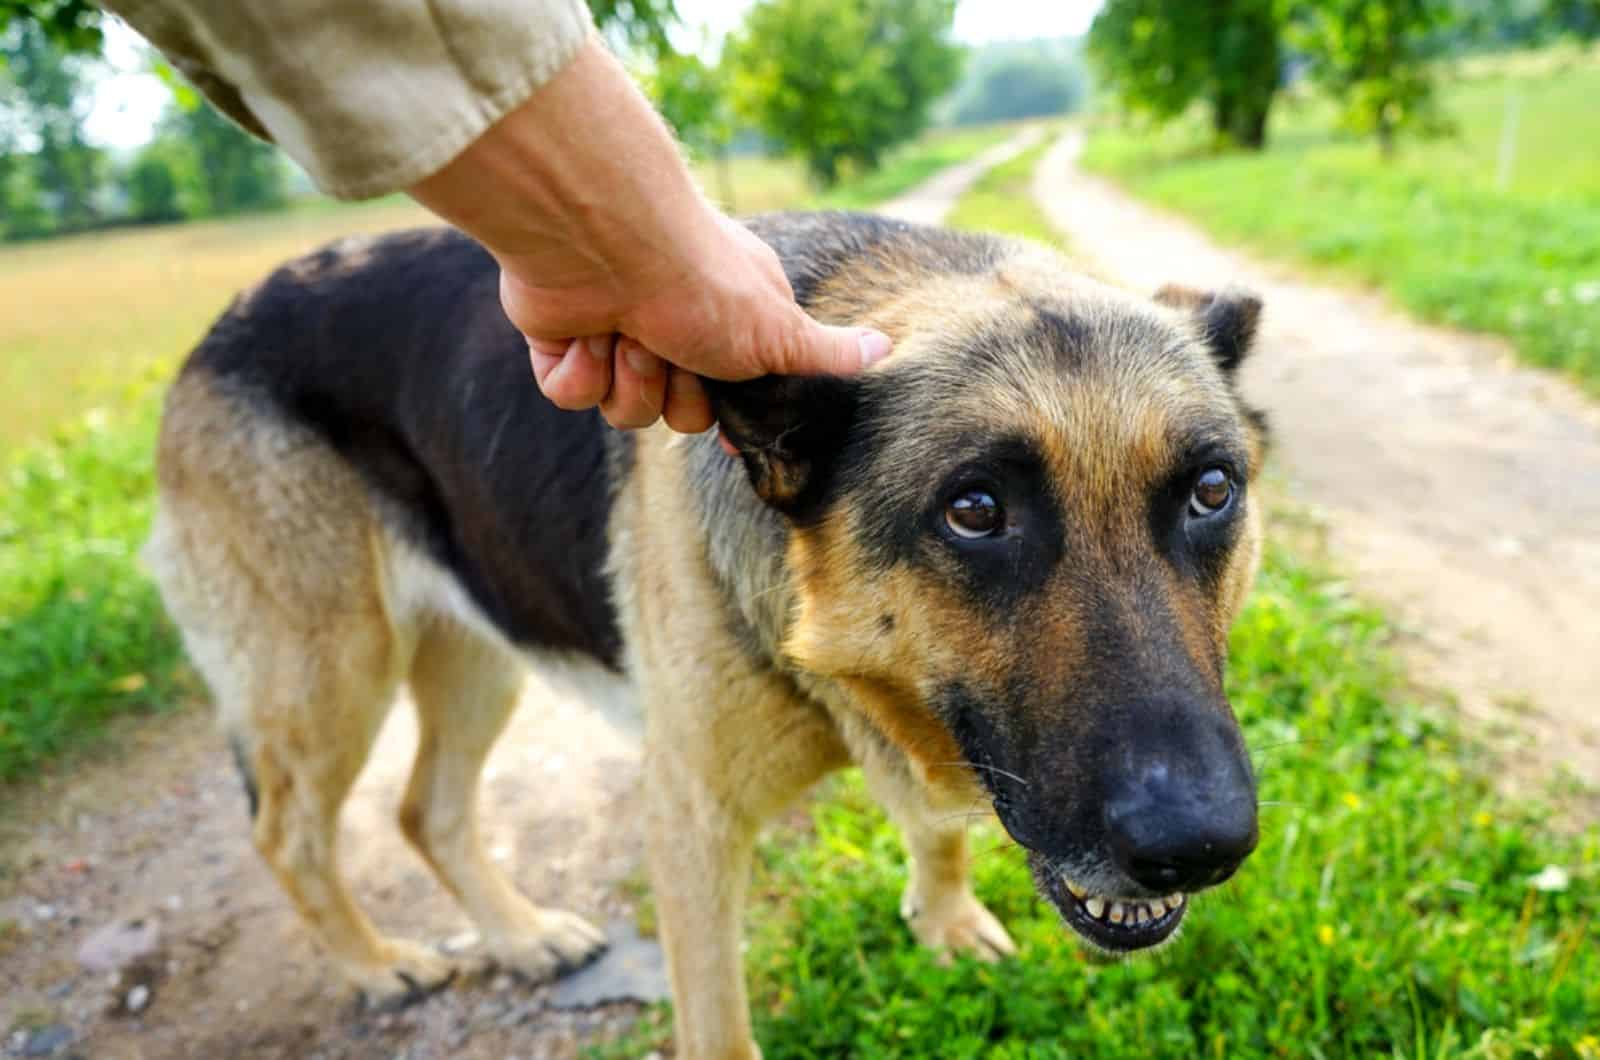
{"left": 409, "top": 35, "right": 717, "bottom": 317}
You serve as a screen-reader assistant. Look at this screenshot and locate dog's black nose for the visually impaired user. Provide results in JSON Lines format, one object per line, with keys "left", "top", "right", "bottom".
{"left": 1102, "top": 727, "right": 1258, "bottom": 893}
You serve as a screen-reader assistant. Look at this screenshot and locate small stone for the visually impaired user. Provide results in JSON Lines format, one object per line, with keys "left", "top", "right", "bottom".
{"left": 77, "top": 918, "right": 162, "bottom": 973}
{"left": 20, "top": 1024, "right": 72, "bottom": 1057}
{"left": 549, "top": 921, "right": 670, "bottom": 1010}
{"left": 490, "top": 974, "right": 514, "bottom": 993}
{"left": 126, "top": 984, "right": 151, "bottom": 1014}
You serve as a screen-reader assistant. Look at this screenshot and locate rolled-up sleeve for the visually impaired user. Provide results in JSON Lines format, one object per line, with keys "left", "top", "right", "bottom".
{"left": 106, "top": 0, "right": 595, "bottom": 199}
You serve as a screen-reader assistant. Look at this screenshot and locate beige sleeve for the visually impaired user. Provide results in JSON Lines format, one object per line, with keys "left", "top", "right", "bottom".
{"left": 106, "top": 0, "right": 595, "bottom": 199}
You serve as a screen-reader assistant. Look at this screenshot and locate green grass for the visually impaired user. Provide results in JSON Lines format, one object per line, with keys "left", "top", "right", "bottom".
{"left": 596, "top": 130, "right": 1600, "bottom": 1060}
{"left": 1080, "top": 48, "right": 1600, "bottom": 392}
{"left": 0, "top": 125, "right": 1013, "bottom": 784}
{"left": 943, "top": 136, "right": 1060, "bottom": 239}
{"left": 0, "top": 381, "right": 187, "bottom": 781}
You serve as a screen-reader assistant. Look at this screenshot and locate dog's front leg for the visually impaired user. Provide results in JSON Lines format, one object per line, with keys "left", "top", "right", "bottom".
{"left": 641, "top": 680, "right": 849, "bottom": 1060}
{"left": 644, "top": 748, "right": 761, "bottom": 1060}
{"left": 857, "top": 745, "right": 1018, "bottom": 963}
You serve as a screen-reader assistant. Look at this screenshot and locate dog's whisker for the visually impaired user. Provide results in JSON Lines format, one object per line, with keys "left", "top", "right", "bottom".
{"left": 927, "top": 761, "right": 1030, "bottom": 788}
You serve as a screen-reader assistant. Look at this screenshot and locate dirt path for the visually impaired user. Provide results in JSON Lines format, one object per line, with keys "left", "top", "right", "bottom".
{"left": 877, "top": 124, "right": 1045, "bottom": 224}
{"left": 0, "top": 137, "right": 1037, "bottom": 1060}
{"left": 1035, "top": 132, "right": 1600, "bottom": 787}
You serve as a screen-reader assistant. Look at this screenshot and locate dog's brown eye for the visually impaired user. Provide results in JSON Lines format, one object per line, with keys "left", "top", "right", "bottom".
{"left": 1190, "top": 468, "right": 1233, "bottom": 517}
{"left": 946, "top": 489, "right": 1002, "bottom": 539}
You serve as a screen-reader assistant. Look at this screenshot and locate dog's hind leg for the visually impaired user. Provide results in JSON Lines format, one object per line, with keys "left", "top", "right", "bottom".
{"left": 399, "top": 626, "right": 606, "bottom": 982}
{"left": 243, "top": 626, "right": 467, "bottom": 1007}
{"left": 857, "top": 750, "right": 1017, "bottom": 963}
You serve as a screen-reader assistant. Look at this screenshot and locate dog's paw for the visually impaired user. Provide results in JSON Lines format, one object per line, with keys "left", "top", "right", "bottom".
{"left": 488, "top": 909, "right": 608, "bottom": 983}
{"left": 901, "top": 885, "right": 1017, "bottom": 964}
{"left": 349, "top": 939, "right": 477, "bottom": 1010}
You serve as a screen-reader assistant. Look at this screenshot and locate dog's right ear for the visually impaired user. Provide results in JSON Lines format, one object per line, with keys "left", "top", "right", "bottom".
{"left": 703, "top": 374, "right": 860, "bottom": 521}
{"left": 1154, "top": 284, "right": 1263, "bottom": 378}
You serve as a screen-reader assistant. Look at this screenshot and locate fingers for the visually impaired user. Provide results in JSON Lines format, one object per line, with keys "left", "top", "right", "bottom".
{"left": 534, "top": 335, "right": 614, "bottom": 411}
{"left": 662, "top": 369, "right": 714, "bottom": 434}
{"left": 764, "top": 311, "right": 894, "bottom": 378}
{"left": 599, "top": 339, "right": 667, "bottom": 430}
{"left": 532, "top": 336, "right": 711, "bottom": 435}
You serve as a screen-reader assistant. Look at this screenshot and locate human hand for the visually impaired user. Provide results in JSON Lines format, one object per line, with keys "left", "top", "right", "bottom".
{"left": 410, "top": 36, "right": 891, "bottom": 434}
{"left": 505, "top": 212, "right": 892, "bottom": 432}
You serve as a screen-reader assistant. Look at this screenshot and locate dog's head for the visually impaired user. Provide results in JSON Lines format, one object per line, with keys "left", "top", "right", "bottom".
{"left": 707, "top": 232, "right": 1267, "bottom": 954}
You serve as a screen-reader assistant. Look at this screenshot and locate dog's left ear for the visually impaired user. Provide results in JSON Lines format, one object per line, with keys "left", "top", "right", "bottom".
{"left": 703, "top": 374, "right": 860, "bottom": 520}
{"left": 1154, "top": 284, "right": 1263, "bottom": 377}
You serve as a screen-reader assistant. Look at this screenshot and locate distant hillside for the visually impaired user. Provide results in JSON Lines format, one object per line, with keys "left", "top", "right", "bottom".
{"left": 937, "top": 36, "right": 1089, "bottom": 126}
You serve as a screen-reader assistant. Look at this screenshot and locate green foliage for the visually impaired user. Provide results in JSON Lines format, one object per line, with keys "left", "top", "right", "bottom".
{"left": 726, "top": 0, "right": 963, "bottom": 185}
{"left": 647, "top": 50, "right": 733, "bottom": 156}
{"left": 0, "top": 392, "right": 184, "bottom": 782}
{"left": 122, "top": 139, "right": 187, "bottom": 223}
{"left": 1083, "top": 54, "right": 1600, "bottom": 391}
{"left": 588, "top": 0, "right": 679, "bottom": 57}
{"left": 946, "top": 40, "right": 1085, "bottom": 126}
{"left": 1088, "top": 0, "right": 1283, "bottom": 148}
{"left": 1292, "top": 0, "right": 1455, "bottom": 152}
{"left": 0, "top": 0, "right": 97, "bottom": 55}
{"left": 161, "top": 102, "right": 286, "bottom": 216}
{"left": 0, "top": 19, "right": 105, "bottom": 237}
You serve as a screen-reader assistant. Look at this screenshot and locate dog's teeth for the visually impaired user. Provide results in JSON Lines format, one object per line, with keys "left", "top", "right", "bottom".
{"left": 1066, "top": 880, "right": 1086, "bottom": 899}
{"left": 1164, "top": 894, "right": 1184, "bottom": 912}
{"left": 1085, "top": 897, "right": 1105, "bottom": 918}
{"left": 1109, "top": 901, "right": 1126, "bottom": 924}
{"left": 1139, "top": 905, "right": 1154, "bottom": 924}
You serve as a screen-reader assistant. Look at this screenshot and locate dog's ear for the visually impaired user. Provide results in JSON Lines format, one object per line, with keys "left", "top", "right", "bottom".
{"left": 703, "top": 374, "right": 860, "bottom": 520}
{"left": 1154, "top": 284, "right": 1263, "bottom": 377}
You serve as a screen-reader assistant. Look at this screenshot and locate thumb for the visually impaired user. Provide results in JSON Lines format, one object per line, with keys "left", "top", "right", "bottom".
{"left": 767, "top": 312, "right": 893, "bottom": 377}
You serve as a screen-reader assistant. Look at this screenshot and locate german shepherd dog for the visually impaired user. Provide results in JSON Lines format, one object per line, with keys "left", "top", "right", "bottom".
{"left": 146, "top": 212, "right": 1266, "bottom": 1058}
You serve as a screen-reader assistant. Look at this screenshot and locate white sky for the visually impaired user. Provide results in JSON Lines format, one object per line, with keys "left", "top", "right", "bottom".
{"left": 84, "top": 0, "right": 1104, "bottom": 151}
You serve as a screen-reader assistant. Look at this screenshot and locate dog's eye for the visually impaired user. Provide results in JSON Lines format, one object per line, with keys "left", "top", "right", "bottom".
{"left": 946, "top": 489, "right": 1003, "bottom": 539}
{"left": 1189, "top": 468, "right": 1233, "bottom": 517}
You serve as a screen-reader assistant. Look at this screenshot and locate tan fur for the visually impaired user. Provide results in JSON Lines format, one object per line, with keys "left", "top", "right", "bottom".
{"left": 148, "top": 229, "right": 1266, "bottom": 1059}
{"left": 146, "top": 375, "right": 606, "bottom": 1006}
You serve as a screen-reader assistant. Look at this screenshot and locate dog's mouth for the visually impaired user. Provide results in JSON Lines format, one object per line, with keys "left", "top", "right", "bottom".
{"left": 1037, "top": 867, "right": 1187, "bottom": 952}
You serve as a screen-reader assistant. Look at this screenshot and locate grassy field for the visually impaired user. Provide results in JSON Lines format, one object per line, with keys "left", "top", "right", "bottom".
{"left": 0, "top": 126, "right": 1015, "bottom": 784}
{"left": 1081, "top": 45, "right": 1600, "bottom": 392}
{"left": 598, "top": 135, "right": 1600, "bottom": 1060}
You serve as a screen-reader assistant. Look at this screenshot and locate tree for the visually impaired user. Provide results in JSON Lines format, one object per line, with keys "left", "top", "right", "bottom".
{"left": 726, "top": 0, "right": 962, "bottom": 186}
{"left": 1290, "top": 0, "right": 1453, "bottom": 155}
{"left": 122, "top": 136, "right": 189, "bottom": 222}
{"left": 1088, "top": 0, "right": 1283, "bottom": 149}
{"left": 163, "top": 100, "right": 286, "bottom": 215}
{"left": 0, "top": 19, "right": 104, "bottom": 233}
{"left": 647, "top": 50, "right": 739, "bottom": 205}
{"left": 590, "top": 0, "right": 679, "bottom": 57}
{"left": 0, "top": 0, "right": 97, "bottom": 54}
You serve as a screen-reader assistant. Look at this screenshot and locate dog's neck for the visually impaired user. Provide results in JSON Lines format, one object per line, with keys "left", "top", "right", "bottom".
{"left": 686, "top": 432, "right": 797, "bottom": 665}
